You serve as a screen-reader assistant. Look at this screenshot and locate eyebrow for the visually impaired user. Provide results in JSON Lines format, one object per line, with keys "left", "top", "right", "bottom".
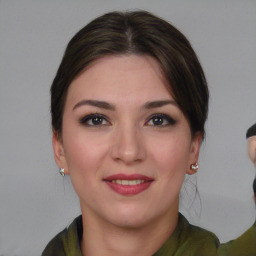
{"left": 73, "top": 100, "right": 115, "bottom": 111}
{"left": 73, "top": 99, "right": 177, "bottom": 111}
{"left": 143, "top": 100, "right": 177, "bottom": 109}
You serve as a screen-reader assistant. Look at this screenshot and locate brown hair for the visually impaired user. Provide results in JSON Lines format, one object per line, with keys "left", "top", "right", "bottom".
{"left": 51, "top": 10, "right": 209, "bottom": 138}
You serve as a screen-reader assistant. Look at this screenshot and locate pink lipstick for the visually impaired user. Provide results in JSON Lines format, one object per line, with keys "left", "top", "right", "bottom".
{"left": 103, "top": 174, "right": 154, "bottom": 196}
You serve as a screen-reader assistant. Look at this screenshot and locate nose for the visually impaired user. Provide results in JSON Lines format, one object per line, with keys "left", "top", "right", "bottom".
{"left": 110, "top": 123, "right": 146, "bottom": 165}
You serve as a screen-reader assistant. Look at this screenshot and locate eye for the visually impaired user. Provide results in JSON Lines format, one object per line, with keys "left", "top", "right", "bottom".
{"left": 80, "top": 114, "right": 110, "bottom": 126}
{"left": 146, "top": 114, "right": 176, "bottom": 126}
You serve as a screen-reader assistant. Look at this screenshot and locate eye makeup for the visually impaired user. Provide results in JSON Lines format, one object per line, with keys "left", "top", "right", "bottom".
{"left": 79, "top": 113, "right": 110, "bottom": 126}
{"left": 145, "top": 113, "right": 177, "bottom": 127}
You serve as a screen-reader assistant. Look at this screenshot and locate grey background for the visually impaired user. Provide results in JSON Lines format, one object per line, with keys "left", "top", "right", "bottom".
{"left": 0, "top": 1, "right": 255, "bottom": 255}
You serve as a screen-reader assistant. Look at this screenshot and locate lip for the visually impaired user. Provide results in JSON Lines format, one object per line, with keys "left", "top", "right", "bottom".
{"left": 103, "top": 173, "right": 154, "bottom": 196}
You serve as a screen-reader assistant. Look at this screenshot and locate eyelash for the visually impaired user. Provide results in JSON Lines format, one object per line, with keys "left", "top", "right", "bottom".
{"left": 79, "top": 113, "right": 110, "bottom": 126}
{"left": 145, "top": 113, "right": 176, "bottom": 127}
{"left": 79, "top": 113, "right": 176, "bottom": 127}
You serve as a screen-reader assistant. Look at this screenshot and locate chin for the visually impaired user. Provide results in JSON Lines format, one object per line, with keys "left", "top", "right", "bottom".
{"left": 109, "top": 214, "right": 152, "bottom": 229}
{"left": 102, "top": 203, "right": 155, "bottom": 229}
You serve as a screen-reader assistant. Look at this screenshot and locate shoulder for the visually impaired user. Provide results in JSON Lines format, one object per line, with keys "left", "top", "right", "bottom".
{"left": 155, "top": 213, "right": 220, "bottom": 256}
{"left": 41, "top": 228, "right": 68, "bottom": 256}
{"left": 179, "top": 214, "right": 220, "bottom": 255}
{"left": 218, "top": 220, "right": 256, "bottom": 256}
{"left": 41, "top": 215, "right": 83, "bottom": 256}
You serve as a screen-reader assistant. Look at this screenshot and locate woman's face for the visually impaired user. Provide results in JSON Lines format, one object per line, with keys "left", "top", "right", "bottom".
{"left": 53, "top": 55, "right": 201, "bottom": 228}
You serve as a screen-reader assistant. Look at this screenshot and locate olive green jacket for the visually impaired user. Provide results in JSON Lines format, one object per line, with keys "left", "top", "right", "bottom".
{"left": 42, "top": 214, "right": 256, "bottom": 256}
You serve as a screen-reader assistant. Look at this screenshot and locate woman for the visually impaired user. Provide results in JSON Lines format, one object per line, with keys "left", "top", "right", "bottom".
{"left": 42, "top": 11, "right": 255, "bottom": 256}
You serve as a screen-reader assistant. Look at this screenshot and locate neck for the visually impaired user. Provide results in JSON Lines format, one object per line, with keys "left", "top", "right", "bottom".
{"left": 80, "top": 203, "right": 179, "bottom": 256}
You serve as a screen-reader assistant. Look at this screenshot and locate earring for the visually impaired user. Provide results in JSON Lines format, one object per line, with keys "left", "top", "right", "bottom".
{"left": 59, "top": 168, "right": 65, "bottom": 177}
{"left": 190, "top": 163, "right": 199, "bottom": 171}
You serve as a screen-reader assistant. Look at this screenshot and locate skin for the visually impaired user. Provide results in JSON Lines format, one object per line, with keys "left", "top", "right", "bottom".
{"left": 53, "top": 55, "right": 201, "bottom": 256}
{"left": 248, "top": 136, "right": 256, "bottom": 166}
{"left": 248, "top": 135, "right": 256, "bottom": 201}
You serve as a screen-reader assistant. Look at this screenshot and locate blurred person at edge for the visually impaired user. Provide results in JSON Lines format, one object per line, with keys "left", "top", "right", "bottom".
{"left": 219, "top": 123, "right": 256, "bottom": 255}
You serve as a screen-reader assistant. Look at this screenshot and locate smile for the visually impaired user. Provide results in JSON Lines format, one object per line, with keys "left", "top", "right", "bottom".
{"left": 103, "top": 174, "right": 154, "bottom": 196}
{"left": 111, "top": 180, "right": 145, "bottom": 185}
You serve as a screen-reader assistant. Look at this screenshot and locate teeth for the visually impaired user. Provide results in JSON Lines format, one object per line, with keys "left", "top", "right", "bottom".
{"left": 122, "top": 180, "right": 128, "bottom": 185}
{"left": 112, "top": 180, "right": 145, "bottom": 185}
{"left": 128, "top": 180, "right": 137, "bottom": 185}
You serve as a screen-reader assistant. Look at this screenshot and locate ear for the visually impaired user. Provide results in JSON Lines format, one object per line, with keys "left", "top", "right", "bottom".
{"left": 52, "top": 130, "right": 69, "bottom": 175}
{"left": 186, "top": 132, "right": 202, "bottom": 175}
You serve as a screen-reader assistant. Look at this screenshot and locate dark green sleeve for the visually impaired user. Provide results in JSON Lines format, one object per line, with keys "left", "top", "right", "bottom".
{"left": 218, "top": 221, "right": 256, "bottom": 256}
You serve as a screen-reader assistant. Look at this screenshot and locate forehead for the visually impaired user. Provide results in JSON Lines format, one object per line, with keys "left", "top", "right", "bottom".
{"left": 248, "top": 136, "right": 256, "bottom": 142}
{"left": 66, "top": 55, "right": 173, "bottom": 105}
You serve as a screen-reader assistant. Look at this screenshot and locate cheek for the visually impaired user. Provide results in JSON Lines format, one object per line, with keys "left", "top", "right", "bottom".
{"left": 248, "top": 140, "right": 256, "bottom": 164}
{"left": 145, "top": 134, "right": 192, "bottom": 213}
{"left": 62, "top": 132, "right": 111, "bottom": 202}
{"left": 251, "top": 144, "right": 256, "bottom": 163}
{"left": 62, "top": 128, "right": 109, "bottom": 178}
{"left": 148, "top": 134, "right": 191, "bottom": 177}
